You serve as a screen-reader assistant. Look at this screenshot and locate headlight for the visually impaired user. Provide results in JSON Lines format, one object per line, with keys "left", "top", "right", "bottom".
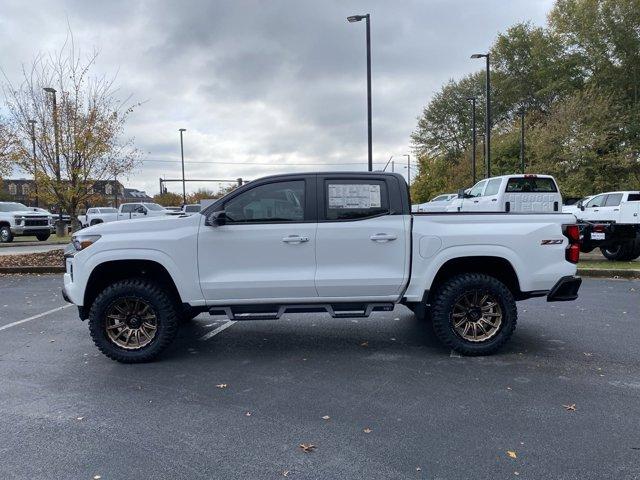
{"left": 72, "top": 234, "right": 101, "bottom": 251}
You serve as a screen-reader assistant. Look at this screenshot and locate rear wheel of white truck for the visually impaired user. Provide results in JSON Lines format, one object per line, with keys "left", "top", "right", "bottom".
{"left": 88, "top": 279, "right": 179, "bottom": 363}
{"left": 431, "top": 273, "right": 517, "bottom": 356}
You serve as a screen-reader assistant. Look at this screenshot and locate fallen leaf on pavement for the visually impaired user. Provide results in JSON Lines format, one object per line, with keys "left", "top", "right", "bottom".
{"left": 93, "top": 476, "right": 101, "bottom": 480}
{"left": 322, "top": 415, "right": 330, "bottom": 420}
{"left": 507, "top": 451, "right": 517, "bottom": 459}
{"left": 245, "top": 412, "right": 251, "bottom": 416}
{"left": 216, "top": 384, "right": 228, "bottom": 389}
{"left": 76, "top": 416, "right": 84, "bottom": 421}
{"left": 360, "top": 341, "right": 368, "bottom": 347}
{"left": 563, "top": 403, "right": 577, "bottom": 411}
{"left": 299, "top": 443, "right": 316, "bottom": 453}
{"left": 363, "top": 427, "right": 372, "bottom": 434}
{"left": 283, "top": 470, "right": 289, "bottom": 477}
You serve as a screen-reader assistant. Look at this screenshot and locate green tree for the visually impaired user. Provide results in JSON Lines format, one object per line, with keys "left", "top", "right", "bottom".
{"left": 530, "top": 89, "right": 638, "bottom": 196}
{"left": 153, "top": 191, "right": 184, "bottom": 206}
{"left": 1, "top": 35, "right": 142, "bottom": 229}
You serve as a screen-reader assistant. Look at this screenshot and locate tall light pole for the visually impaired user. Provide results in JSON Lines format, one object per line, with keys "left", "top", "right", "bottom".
{"left": 28, "top": 119, "right": 38, "bottom": 207}
{"left": 179, "top": 128, "right": 187, "bottom": 205}
{"left": 44, "top": 87, "right": 64, "bottom": 235}
{"left": 471, "top": 53, "right": 491, "bottom": 178}
{"left": 347, "top": 13, "right": 372, "bottom": 172}
{"left": 466, "top": 97, "right": 477, "bottom": 184}
{"left": 403, "top": 154, "right": 411, "bottom": 188}
{"left": 519, "top": 107, "right": 525, "bottom": 174}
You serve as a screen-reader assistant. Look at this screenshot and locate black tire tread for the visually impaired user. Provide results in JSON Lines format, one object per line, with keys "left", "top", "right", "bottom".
{"left": 431, "top": 273, "right": 517, "bottom": 356}
{"left": 88, "top": 279, "right": 179, "bottom": 363}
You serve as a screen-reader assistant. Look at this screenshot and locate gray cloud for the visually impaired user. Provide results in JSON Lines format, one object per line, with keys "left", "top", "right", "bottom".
{"left": 1, "top": 0, "right": 553, "bottom": 195}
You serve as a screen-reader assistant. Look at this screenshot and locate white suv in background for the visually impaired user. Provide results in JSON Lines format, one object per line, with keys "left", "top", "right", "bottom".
{"left": 447, "top": 174, "right": 563, "bottom": 213}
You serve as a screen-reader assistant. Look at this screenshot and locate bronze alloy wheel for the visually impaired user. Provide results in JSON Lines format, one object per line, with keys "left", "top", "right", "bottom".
{"left": 451, "top": 290, "right": 503, "bottom": 342}
{"left": 105, "top": 297, "right": 158, "bottom": 350}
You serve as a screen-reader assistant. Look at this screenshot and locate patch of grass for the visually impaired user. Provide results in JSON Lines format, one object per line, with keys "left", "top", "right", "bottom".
{"left": 578, "top": 260, "right": 640, "bottom": 270}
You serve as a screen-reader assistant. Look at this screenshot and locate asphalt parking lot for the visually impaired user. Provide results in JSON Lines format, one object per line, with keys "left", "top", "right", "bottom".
{"left": 0, "top": 274, "right": 639, "bottom": 480}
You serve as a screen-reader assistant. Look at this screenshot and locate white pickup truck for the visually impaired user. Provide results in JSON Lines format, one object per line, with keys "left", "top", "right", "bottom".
{"left": 0, "top": 202, "right": 54, "bottom": 242}
{"left": 448, "top": 174, "right": 563, "bottom": 213}
{"left": 572, "top": 191, "right": 640, "bottom": 261}
{"left": 62, "top": 172, "right": 582, "bottom": 363}
{"left": 83, "top": 202, "right": 178, "bottom": 227}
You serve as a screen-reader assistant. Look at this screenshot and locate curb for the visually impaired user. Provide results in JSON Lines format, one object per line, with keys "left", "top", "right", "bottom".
{"left": 577, "top": 268, "right": 640, "bottom": 279}
{"left": 0, "top": 266, "right": 65, "bottom": 274}
{"left": 0, "top": 242, "right": 68, "bottom": 248}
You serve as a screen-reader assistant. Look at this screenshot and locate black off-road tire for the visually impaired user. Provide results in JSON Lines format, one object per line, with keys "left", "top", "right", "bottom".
{"left": 431, "top": 273, "right": 517, "bottom": 356}
{"left": 36, "top": 233, "right": 50, "bottom": 241}
{"left": 88, "top": 279, "right": 179, "bottom": 363}
{"left": 0, "top": 225, "right": 14, "bottom": 243}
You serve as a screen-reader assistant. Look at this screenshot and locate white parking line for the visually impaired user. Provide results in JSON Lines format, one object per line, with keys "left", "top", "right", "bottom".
{"left": 0, "top": 304, "right": 73, "bottom": 332}
{"left": 199, "top": 320, "right": 237, "bottom": 341}
{"left": 449, "top": 349, "right": 462, "bottom": 358}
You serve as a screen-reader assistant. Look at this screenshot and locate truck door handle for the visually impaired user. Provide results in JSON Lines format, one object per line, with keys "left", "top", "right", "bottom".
{"left": 370, "top": 233, "right": 397, "bottom": 242}
{"left": 282, "top": 235, "right": 309, "bottom": 244}
{"left": 473, "top": 200, "right": 479, "bottom": 203}
{"left": 491, "top": 198, "right": 497, "bottom": 202}
{"left": 594, "top": 209, "right": 599, "bottom": 212}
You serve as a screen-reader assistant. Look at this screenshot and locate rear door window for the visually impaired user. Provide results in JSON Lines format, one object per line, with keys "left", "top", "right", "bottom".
{"left": 325, "top": 180, "right": 389, "bottom": 220}
{"left": 604, "top": 193, "right": 623, "bottom": 207}
{"left": 627, "top": 194, "right": 640, "bottom": 202}
{"left": 506, "top": 177, "right": 558, "bottom": 193}
{"left": 484, "top": 178, "right": 502, "bottom": 196}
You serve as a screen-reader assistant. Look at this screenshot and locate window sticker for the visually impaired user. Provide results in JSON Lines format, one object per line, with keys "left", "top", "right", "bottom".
{"left": 328, "top": 184, "right": 381, "bottom": 209}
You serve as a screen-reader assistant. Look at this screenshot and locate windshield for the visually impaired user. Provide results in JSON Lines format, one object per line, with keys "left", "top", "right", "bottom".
{"left": 144, "top": 203, "right": 165, "bottom": 211}
{"left": 0, "top": 202, "right": 30, "bottom": 212}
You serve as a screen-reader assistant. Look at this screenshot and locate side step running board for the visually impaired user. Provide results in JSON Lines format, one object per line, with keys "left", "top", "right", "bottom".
{"left": 208, "top": 303, "right": 394, "bottom": 321}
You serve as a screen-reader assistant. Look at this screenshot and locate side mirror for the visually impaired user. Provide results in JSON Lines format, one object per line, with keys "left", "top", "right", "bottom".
{"left": 457, "top": 188, "right": 466, "bottom": 199}
{"left": 580, "top": 204, "right": 585, "bottom": 211}
{"left": 207, "top": 210, "right": 227, "bottom": 227}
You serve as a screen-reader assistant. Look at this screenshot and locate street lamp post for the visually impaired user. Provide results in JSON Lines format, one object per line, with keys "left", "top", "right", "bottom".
{"left": 347, "top": 13, "right": 372, "bottom": 172}
{"left": 519, "top": 107, "right": 525, "bottom": 174}
{"left": 28, "top": 119, "right": 38, "bottom": 207}
{"left": 44, "top": 87, "right": 64, "bottom": 236}
{"left": 403, "top": 154, "right": 411, "bottom": 188}
{"left": 471, "top": 53, "right": 491, "bottom": 178}
{"left": 179, "top": 128, "right": 187, "bottom": 205}
{"left": 466, "top": 97, "right": 477, "bottom": 184}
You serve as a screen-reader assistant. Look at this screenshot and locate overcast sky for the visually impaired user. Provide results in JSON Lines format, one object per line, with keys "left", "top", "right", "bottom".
{"left": 1, "top": 0, "right": 553, "bottom": 196}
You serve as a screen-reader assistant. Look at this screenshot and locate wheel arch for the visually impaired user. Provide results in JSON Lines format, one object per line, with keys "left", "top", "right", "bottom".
{"left": 428, "top": 256, "right": 523, "bottom": 302}
{"left": 83, "top": 259, "right": 182, "bottom": 317}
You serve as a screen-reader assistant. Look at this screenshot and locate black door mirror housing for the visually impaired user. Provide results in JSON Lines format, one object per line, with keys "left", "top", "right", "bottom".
{"left": 457, "top": 188, "right": 466, "bottom": 199}
{"left": 208, "top": 210, "right": 227, "bottom": 227}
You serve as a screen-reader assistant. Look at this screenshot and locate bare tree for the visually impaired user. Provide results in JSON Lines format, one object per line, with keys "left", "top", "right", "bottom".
{"left": 1, "top": 32, "right": 142, "bottom": 230}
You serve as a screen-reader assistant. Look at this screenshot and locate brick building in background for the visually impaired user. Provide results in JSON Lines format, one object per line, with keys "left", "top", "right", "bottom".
{"left": 0, "top": 179, "right": 152, "bottom": 212}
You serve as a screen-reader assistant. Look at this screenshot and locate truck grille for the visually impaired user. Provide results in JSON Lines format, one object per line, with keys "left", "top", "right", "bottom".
{"left": 25, "top": 218, "right": 48, "bottom": 227}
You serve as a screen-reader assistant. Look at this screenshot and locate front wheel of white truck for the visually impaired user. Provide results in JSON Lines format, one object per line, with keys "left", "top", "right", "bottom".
{"left": 431, "top": 273, "right": 517, "bottom": 356}
{"left": 88, "top": 279, "right": 179, "bottom": 363}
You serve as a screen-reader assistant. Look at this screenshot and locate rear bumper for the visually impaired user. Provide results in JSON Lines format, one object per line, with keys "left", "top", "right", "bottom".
{"left": 547, "top": 275, "right": 581, "bottom": 302}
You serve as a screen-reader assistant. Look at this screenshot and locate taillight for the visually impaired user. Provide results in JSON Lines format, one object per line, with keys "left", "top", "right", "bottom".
{"left": 563, "top": 224, "right": 580, "bottom": 263}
